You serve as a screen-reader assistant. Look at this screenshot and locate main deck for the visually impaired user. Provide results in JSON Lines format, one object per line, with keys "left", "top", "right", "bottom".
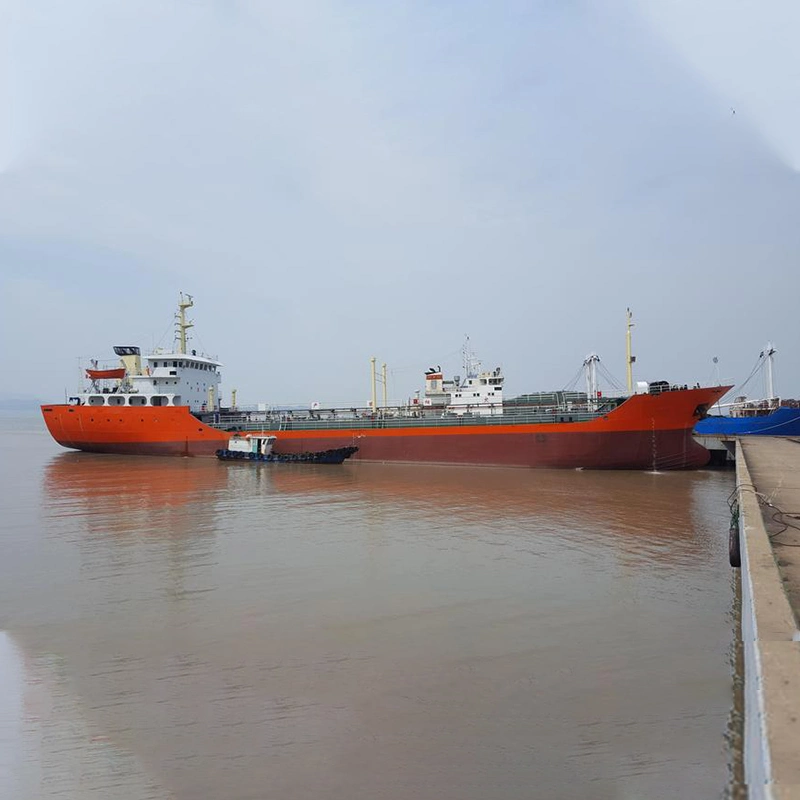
{"left": 201, "top": 401, "right": 627, "bottom": 434}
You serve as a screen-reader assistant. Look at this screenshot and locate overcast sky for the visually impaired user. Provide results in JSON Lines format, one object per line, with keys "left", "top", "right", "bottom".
{"left": 2, "top": 0, "right": 798, "bottom": 406}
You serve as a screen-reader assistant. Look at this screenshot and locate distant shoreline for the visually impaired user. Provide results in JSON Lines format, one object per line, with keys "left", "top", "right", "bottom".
{"left": 0, "top": 402, "right": 44, "bottom": 412}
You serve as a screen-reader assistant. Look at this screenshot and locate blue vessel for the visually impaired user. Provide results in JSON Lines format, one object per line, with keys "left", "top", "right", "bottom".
{"left": 696, "top": 404, "right": 800, "bottom": 437}
{"left": 695, "top": 344, "right": 800, "bottom": 455}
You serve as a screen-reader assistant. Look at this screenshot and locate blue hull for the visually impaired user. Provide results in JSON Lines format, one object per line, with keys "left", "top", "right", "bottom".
{"left": 695, "top": 407, "right": 800, "bottom": 437}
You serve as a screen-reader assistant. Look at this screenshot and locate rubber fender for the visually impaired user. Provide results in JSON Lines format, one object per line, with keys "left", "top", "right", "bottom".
{"left": 729, "top": 523, "right": 741, "bottom": 568}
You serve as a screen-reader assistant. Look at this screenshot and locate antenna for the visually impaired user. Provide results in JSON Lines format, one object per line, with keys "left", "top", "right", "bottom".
{"left": 625, "top": 308, "right": 635, "bottom": 394}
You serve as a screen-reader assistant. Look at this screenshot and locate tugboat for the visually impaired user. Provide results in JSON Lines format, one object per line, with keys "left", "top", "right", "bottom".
{"left": 216, "top": 434, "right": 358, "bottom": 465}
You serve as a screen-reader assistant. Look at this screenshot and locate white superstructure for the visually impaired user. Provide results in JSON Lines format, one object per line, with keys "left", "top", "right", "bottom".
{"left": 445, "top": 367, "right": 504, "bottom": 416}
{"left": 69, "top": 294, "right": 222, "bottom": 412}
{"left": 420, "top": 338, "right": 504, "bottom": 417}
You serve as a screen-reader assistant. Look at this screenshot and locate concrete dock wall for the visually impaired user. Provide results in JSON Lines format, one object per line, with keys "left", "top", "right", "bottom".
{"left": 736, "top": 439, "right": 800, "bottom": 799}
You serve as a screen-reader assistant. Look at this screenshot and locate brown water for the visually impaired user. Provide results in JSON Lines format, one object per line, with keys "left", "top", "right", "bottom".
{"left": 0, "top": 412, "right": 737, "bottom": 799}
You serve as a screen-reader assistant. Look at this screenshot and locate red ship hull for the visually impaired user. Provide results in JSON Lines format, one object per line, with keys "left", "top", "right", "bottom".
{"left": 42, "top": 386, "right": 729, "bottom": 469}
{"left": 41, "top": 405, "right": 229, "bottom": 457}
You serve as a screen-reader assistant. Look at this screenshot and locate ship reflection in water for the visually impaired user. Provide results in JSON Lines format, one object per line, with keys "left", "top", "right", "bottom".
{"left": 5, "top": 448, "right": 736, "bottom": 799}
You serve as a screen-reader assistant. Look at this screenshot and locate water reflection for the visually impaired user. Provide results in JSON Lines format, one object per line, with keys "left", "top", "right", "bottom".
{"left": 43, "top": 452, "right": 229, "bottom": 521}
{"left": 42, "top": 454, "right": 230, "bottom": 613}
{"left": 43, "top": 456, "right": 731, "bottom": 571}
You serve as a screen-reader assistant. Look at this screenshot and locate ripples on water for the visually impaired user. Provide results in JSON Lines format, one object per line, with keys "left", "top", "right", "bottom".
{"left": 0, "top": 416, "right": 737, "bottom": 799}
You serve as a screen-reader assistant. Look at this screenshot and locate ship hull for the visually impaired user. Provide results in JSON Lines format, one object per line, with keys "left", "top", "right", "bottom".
{"left": 42, "top": 386, "right": 728, "bottom": 469}
{"left": 257, "top": 427, "right": 707, "bottom": 470}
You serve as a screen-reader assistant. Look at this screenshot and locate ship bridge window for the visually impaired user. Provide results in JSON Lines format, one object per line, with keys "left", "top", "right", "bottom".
{"left": 173, "top": 361, "right": 178, "bottom": 367}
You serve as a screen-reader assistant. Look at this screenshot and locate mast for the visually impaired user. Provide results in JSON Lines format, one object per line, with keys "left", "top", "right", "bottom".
{"left": 584, "top": 353, "right": 600, "bottom": 407}
{"left": 462, "top": 335, "right": 480, "bottom": 379}
{"left": 370, "top": 357, "right": 377, "bottom": 413}
{"left": 625, "top": 308, "right": 635, "bottom": 394}
{"left": 764, "top": 342, "right": 777, "bottom": 400}
{"left": 176, "top": 292, "right": 194, "bottom": 355}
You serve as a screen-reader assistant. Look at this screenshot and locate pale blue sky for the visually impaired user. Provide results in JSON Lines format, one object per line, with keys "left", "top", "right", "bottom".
{"left": 2, "top": 1, "right": 798, "bottom": 405}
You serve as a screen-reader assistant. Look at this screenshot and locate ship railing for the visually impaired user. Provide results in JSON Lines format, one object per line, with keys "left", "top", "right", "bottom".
{"left": 207, "top": 406, "right": 605, "bottom": 432}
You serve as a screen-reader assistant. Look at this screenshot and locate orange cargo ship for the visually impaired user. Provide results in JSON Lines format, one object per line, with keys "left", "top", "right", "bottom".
{"left": 41, "top": 295, "right": 730, "bottom": 470}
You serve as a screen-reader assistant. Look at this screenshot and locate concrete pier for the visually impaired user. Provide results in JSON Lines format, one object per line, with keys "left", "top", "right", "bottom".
{"left": 736, "top": 437, "right": 800, "bottom": 798}
{"left": 694, "top": 432, "right": 736, "bottom": 464}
